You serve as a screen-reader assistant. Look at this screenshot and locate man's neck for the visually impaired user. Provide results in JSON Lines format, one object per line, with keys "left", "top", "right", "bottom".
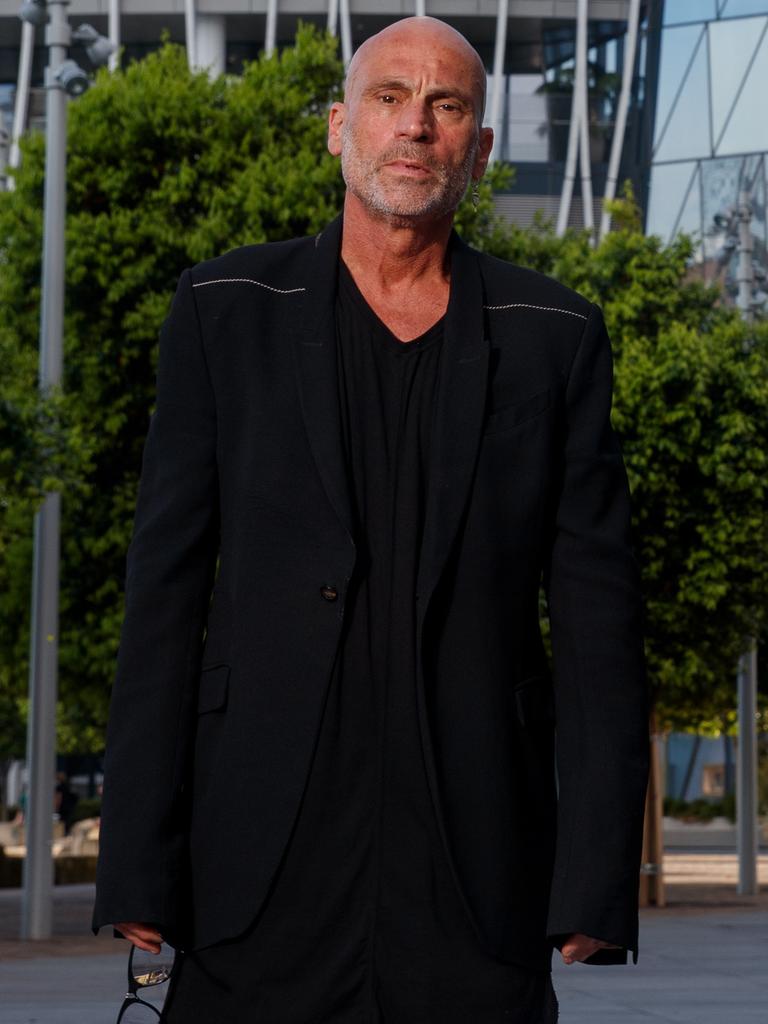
{"left": 337, "top": 193, "right": 454, "bottom": 342}
{"left": 339, "top": 192, "right": 453, "bottom": 290}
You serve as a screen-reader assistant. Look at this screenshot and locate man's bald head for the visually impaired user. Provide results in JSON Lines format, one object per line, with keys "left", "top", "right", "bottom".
{"left": 344, "top": 17, "right": 487, "bottom": 126}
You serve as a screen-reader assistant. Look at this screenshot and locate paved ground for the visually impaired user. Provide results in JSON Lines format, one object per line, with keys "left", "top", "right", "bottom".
{"left": 0, "top": 853, "right": 766, "bottom": 1023}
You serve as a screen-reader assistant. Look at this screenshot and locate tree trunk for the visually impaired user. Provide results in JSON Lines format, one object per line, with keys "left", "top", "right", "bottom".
{"left": 639, "top": 709, "right": 666, "bottom": 908}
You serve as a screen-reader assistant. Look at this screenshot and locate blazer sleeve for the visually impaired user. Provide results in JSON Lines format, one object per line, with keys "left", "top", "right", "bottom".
{"left": 91, "top": 268, "right": 219, "bottom": 942}
{"left": 543, "top": 302, "right": 649, "bottom": 963}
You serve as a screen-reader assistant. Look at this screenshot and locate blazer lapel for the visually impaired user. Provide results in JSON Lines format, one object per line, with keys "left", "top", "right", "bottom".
{"left": 290, "top": 214, "right": 356, "bottom": 543}
{"left": 411, "top": 232, "right": 492, "bottom": 954}
{"left": 291, "top": 217, "right": 490, "bottom": 580}
{"left": 416, "top": 232, "right": 490, "bottom": 620}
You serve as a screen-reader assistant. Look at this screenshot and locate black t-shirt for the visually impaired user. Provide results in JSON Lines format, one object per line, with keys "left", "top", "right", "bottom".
{"left": 161, "top": 260, "right": 557, "bottom": 1024}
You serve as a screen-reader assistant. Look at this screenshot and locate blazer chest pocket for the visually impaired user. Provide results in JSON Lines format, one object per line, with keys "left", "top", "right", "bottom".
{"left": 514, "top": 675, "right": 555, "bottom": 727}
{"left": 197, "top": 664, "right": 230, "bottom": 714}
{"left": 484, "top": 386, "right": 551, "bottom": 436}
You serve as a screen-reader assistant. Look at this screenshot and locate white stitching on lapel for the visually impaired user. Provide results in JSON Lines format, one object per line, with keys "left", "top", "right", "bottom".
{"left": 192, "top": 277, "right": 306, "bottom": 295}
{"left": 483, "top": 302, "right": 587, "bottom": 320}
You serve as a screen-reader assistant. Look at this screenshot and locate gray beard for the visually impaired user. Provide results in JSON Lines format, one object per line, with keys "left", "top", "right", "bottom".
{"left": 340, "top": 135, "right": 477, "bottom": 224}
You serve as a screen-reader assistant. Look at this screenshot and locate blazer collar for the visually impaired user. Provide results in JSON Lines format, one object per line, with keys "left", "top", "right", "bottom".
{"left": 291, "top": 214, "right": 490, "bottom": 613}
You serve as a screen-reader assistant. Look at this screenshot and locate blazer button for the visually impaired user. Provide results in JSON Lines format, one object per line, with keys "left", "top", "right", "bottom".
{"left": 320, "top": 584, "right": 338, "bottom": 602}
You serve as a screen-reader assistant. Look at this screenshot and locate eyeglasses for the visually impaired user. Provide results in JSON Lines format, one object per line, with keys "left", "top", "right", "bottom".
{"left": 114, "top": 942, "right": 178, "bottom": 1022}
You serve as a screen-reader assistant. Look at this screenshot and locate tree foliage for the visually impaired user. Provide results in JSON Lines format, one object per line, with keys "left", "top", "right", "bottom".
{"left": 1, "top": 30, "right": 766, "bottom": 756}
{"left": 465, "top": 190, "right": 768, "bottom": 731}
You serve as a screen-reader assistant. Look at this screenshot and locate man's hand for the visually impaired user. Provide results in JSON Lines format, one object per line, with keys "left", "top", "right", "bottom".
{"left": 114, "top": 922, "right": 163, "bottom": 954}
{"left": 560, "top": 932, "right": 621, "bottom": 964}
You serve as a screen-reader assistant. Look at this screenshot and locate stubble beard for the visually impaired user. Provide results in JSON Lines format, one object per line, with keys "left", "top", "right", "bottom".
{"left": 340, "top": 125, "right": 478, "bottom": 226}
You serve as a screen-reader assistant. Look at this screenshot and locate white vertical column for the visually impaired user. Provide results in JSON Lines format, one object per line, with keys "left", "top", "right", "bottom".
{"left": 600, "top": 0, "right": 640, "bottom": 238}
{"left": 557, "top": 64, "right": 582, "bottom": 228}
{"left": 8, "top": 18, "right": 35, "bottom": 188}
{"left": 576, "top": 0, "right": 594, "bottom": 234}
{"left": 196, "top": 14, "right": 226, "bottom": 77}
{"left": 488, "top": 0, "right": 509, "bottom": 163}
{"left": 108, "top": 0, "right": 120, "bottom": 72}
{"left": 184, "top": 0, "right": 197, "bottom": 70}
{"left": 339, "top": 0, "right": 353, "bottom": 66}
{"left": 557, "top": 0, "right": 591, "bottom": 235}
{"left": 415, "top": 0, "right": 426, "bottom": 16}
{"left": 265, "top": 0, "right": 279, "bottom": 57}
{"left": 328, "top": 0, "right": 339, "bottom": 36}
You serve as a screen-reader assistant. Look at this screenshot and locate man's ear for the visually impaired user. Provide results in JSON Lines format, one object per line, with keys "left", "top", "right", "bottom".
{"left": 328, "top": 102, "right": 345, "bottom": 156}
{"left": 472, "top": 126, "right": 494, "bottom": 180}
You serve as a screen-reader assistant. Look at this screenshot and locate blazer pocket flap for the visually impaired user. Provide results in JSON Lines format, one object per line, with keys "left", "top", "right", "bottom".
{"left": 197, "top": 664, "right": 230, "bottom": 714}
{"left": 514, "top": 675, "right": 555, "bottom": 727}
{"left": 485, "top": 387, "right": 551, "bottom": 434}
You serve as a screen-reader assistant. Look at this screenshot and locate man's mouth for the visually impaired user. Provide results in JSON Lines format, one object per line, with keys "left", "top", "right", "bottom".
{"left": 383, "top": 160, "right": 432, "bottom": 177}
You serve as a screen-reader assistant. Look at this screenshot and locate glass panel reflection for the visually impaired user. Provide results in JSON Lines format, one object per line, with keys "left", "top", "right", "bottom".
{"left": 709, "top": 17, "right": 767, "bottom": 144}
{"left": 716, "top": 24, "right": 768, "bottom": 154}
{"left": 675, "top": 166, "right": 704, "bottom": 258}
{"left": 721, "top": 0, "right": 768, "bottom": 18}
{"left": 654, "top": 25, "right": 705, "bottom": 148}
{"left": 664, "top": 0, "right": 716, "bottom": 24}
{"left": 647, "top": 161, "right": 698, "bottom": 241}
{"left": 655, "top": 29, "right": 711, "bottom": 161}
{"left": 506, "top": 74, "right": 548, "bottom": 163}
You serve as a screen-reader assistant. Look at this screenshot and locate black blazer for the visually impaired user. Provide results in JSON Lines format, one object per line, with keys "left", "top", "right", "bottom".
{"left": 92, "top": 214, "right": 648, "bottom": 971}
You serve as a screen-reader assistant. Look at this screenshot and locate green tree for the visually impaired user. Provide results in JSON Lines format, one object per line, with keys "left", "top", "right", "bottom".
{"left": 0, "top": 28, "right": 346, "bottom": 754}
{"left": 1, "top": 31, "right": 766, "bottom": 761}
{"left": 460, "top": 188, "right": 768, "bottom": 732}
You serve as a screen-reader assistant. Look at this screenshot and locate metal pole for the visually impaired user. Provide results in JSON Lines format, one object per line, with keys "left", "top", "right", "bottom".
{"left": 265, "top": 0, "right": 278, "bottom": 57}
{"left": 21, "top": 0, "right": 69, "bottom": 940}
{"left": 488, "top": 0, "right": 509, "bottom": 163}
{"left": 339, "top": 0, "right": 352, "bottom": 67}
{"left": 184, "top": 0, "right": 197, "bottom": 70}
{"left": 737, "top": 643, "right": 758, "bottom": 895}
{"left": 0, "top": 126, "right": 9, "bottom": 191}
{"left": 8, "top": 18, "right": 36, "bottom": 188}
{"left": 600, "top": 0, "right": 640, "bottom": 238}
{"left": 576, "top": 0, "right": 594, "bottom": 234}
{"left": 734, "top": 187, "right": 759, "bottom": 897}
{"left": 415, "top": 0, "right": 426, "bottom": 16}
{"left": 736, "top": 189, "right": 754, "bottom": 321}
{"left": 108, "top": 0, "right": 120, "bottom": 72}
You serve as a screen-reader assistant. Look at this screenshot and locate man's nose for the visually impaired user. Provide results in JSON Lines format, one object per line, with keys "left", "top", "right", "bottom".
{"left": 395, "top": 99, "right": 433, "bottom": 142}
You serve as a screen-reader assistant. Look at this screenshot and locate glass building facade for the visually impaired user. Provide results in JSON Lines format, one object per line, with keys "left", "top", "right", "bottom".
{"left": 647, "top": 0, "right": 768, "bottom": 307}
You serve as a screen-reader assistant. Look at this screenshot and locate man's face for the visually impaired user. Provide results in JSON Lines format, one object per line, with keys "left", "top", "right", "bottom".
{"left": 328, "top": 27, "right": 493, "bottom": 223}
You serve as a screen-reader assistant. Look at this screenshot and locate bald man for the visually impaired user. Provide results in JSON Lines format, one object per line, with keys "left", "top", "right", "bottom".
{"left": 93, "top": 16, "right": 649, "bottom": 1023}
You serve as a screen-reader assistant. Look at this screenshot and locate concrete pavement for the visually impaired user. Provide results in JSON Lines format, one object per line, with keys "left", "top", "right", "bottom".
{"left": 1, "top": 855, "right": 766, "bottom": 1023}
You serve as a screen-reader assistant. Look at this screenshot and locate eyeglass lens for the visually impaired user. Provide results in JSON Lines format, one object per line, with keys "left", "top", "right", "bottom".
{"left": 131, "top": 942, "right": 176, "bottom": 987}
{"left": 118, "top": 999, "right": 162, "bottom": 1022}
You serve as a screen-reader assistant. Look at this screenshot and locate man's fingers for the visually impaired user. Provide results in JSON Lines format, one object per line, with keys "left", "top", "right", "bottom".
{"left": 560, "top": 933, "right": 620, "bottom": 964}
{"left": 114, "top": 922, "right": 163, "bottom": 953}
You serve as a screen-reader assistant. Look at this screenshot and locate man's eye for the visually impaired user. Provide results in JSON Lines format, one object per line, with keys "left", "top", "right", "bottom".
{"left": 437, "top": 102, "right": 460, "bottom": 112}
{"left": 379, "top": 94, "right": 397, "bottom": 104}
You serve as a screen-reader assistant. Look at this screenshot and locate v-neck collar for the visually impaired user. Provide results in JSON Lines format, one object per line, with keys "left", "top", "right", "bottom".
{"left": 337, "top": 259, "right": 446, "bottom": 353}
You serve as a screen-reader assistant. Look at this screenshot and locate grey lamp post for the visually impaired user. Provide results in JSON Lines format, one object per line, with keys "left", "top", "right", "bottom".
{"left": 19, "top": 0, "right": 114, "bottom": 941}
{"left": 713, "top": 188, "right": 762, "bottom": 898}
{"left": 735, "top": 190, "right": 759, "bottom": 897}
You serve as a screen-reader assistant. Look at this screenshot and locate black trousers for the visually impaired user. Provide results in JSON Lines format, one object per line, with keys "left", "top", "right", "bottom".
{"left": 160, "top": 928, "right": 559, "bottom": 1024}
